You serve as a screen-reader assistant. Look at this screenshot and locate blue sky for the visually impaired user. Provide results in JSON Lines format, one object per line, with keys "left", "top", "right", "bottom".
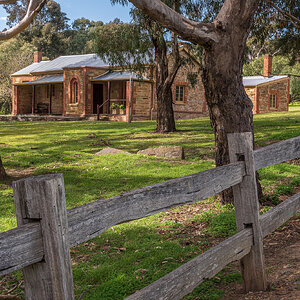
{"left": 0, "top": 0, "right": 132, "bottom": 30}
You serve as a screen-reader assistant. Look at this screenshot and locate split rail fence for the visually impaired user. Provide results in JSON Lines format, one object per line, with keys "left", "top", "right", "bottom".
{"left": 0, "top": 133, "right": 300, "bottom": 299}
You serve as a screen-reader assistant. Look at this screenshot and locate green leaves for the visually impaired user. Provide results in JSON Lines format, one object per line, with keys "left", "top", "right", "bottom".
{"left": 94, "top": 21, "right": 153, "bottom": 73}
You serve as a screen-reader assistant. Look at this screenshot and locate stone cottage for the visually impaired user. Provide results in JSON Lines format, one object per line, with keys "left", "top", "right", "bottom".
{"left": 243, "top": 55, "right": 290, "bottom": 114}
{"left": 11, "top": 52, "right": 289, "bottom": 121}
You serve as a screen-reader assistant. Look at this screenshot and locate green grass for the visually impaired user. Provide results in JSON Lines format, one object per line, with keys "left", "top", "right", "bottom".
{"left": 289, "top": 101, "right": 300, "bottom": 112}
{"left": 0, "top": 105, "right": 299, "bottom": 299}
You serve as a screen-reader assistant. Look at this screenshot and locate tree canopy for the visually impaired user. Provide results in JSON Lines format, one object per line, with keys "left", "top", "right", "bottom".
{"left": 0, "top": 38, "right": 34, "bottom": 114}
{"left": 4, "top": 0, "right": 70, "bottom": 58}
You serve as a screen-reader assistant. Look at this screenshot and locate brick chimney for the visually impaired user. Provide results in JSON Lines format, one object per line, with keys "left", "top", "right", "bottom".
{"left": 263, "top": 54, "right": 272, "bottom": 77}
{"left": 34, "top": 51, "right": 42, "bottom": 63}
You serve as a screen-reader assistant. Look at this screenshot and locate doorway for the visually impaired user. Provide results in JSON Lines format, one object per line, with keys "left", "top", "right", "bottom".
{"left": 93, "top": 84, "right": 104, "bottom": 114}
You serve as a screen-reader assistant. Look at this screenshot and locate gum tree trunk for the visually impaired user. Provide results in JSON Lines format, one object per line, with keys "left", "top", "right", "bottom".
{"left": 128, "top": 0, "right": 263, "bottom": 202}
{"left": 0, "top": 156, "right": 7, "bottom": 179}
{"left": 201, "top": 10, "right": 261, "bottom": 204}
{"left": 152, "top": 29, "right": 180, "bottom": 133}
{"left": 154, "top": 41, "right": 176, "bottom": 133}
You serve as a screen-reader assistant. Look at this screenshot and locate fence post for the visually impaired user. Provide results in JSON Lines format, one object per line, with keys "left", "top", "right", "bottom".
{"left": 227, "top": 132, "right": 267, "bottom": 292}
{"left": 12, "top": 174, "right": 74, "bottom": 300}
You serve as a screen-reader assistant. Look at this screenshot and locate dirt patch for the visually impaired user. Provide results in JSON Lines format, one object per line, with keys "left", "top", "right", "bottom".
{"left": 158, "top": 200, "right": 218, "bottom": 224}
{"left": 7, "top": 168, "right": 36, "bottom": 178}
{"left": 0, "top": 168, "right": 36, "bottom": 187}
{"left": 158, "top": 198, "right": 300, "bottom": 300}
{"left": 220, "top": 216, "right": 300, "bottom": 300}
{"left": 184, "top": 147, "right": 215, "bottom": 161}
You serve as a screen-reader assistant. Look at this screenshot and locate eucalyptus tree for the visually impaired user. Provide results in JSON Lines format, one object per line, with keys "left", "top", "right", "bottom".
{"left": 248, "top": 0, "right": 299, "bottom": 62}
{"left": 95, "top": 0, "right": 194, "bottom": 133}
{"left": 0, "top": 38, "right": 35, "bottom": 114}
{"left": 3, "top": 0, "right": 70, "bottom": 58}
{"left": 126, "top": 0, "right": 299, "bottom": 203}
{"left": 0, "top": 0, "right": 45, "bottom": 179}
{"left": 68, "top": 18, "right": 103, "bottom": 55}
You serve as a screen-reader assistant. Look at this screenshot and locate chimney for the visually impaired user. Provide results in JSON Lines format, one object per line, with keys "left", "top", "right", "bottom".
{"left": 263, "top": 54, "right": 272, "bottom": 77}
{"left": 34, "top": 51, "right": 42, "bottom": 63}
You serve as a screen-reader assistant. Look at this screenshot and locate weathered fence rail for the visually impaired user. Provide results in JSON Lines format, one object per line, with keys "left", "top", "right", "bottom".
{"left": 254, "top": 135, "right": 300, "bottom": 170}
{"left": 0, "top": 134, "right": 299, "bottom": 299}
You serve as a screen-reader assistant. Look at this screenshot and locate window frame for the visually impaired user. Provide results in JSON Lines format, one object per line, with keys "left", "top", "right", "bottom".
{"left": 69, "top": 77, "right": 80, "bottom": 104}
{"left": 268, "top": 91, "right": 278, "bottom": 109}
{"left": 175, "top": 85, "right": 185, "bottom": 103}
{"left": 270, "top": 94, "right": 276, "bottom": 108}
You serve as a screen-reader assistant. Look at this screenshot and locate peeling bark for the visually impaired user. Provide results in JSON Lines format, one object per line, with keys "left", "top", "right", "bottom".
{"left": 129, "top": 0, "right": 263, "bottom": 203}
{"left": 201, "top": 1, "right": 261, "bottom": 203}
{"left": 151, "top": 18, "right": 181, "bottom": 133}
{"left": 0, "top": 156, "right": 7, "bottom": 180}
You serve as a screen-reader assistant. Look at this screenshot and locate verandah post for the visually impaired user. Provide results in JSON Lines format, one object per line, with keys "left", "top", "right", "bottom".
{"left": 227, "top": 132, "right": 267, "bottom": 292}
{"left": 12, "top": 174, "right": 74, "bottom": 300}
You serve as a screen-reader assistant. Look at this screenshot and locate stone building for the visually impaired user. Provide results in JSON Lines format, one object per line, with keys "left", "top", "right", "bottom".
{"left": 244, "top": 55, "right": 290, "bottom": 114}
{"left": 11, "top": 52, "right": 289, "bottom": 121}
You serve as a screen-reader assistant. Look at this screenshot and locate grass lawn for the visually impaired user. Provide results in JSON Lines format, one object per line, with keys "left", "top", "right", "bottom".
{"left": 0, "top": 105, "right": 299, "bottom": 299}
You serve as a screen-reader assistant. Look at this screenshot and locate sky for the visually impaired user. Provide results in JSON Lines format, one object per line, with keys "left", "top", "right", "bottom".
{"left": 0, "top": 0, "right": 132, "bottom": 30}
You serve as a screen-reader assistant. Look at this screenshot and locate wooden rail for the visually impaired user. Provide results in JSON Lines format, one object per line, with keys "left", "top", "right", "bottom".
{"left": 67, "top": 161, "right": 245, "bottom": 247}
{"left": 126, "top": 228, "right": 253, "bottom": 300}
{"left": 254, "top": 135, "right": 300, "bottom": 170}
{"left": 0, "top": 134, "right": 299, "bottom": 299}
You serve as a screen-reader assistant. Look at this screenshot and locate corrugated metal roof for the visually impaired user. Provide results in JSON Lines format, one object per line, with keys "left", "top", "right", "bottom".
{"left": 243, "top": 75, "right": 289, "bottom": 86}
{"left": 12, "top": 61, "right": 50, "bottom": 76}
{"left": 31, "top": 54, "right": 109, "bottom": 73}
{"left": 12, "top": 54, "right": 109, "bottom": 76}
{"left": 92, "top": 71, "right": 150, "bottom": 81}
{"left": 12, "top": 52, "right": 155, "bottom": 76}
{"left": 15, "top": 75, "right": 64, "bottom": 85}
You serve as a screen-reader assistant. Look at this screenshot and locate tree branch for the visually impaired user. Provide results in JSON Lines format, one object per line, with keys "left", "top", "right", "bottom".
{"left": 0, "top": 0, "right": 17, "bottom": 4}
{"left": 265, "top": 0, "right": 300, "bottom": 28}
{"left": 128, "top": 0, "right": 218, "bottom": 47}
{"left": 0, "top": 0, "right": 46, "bottom": 40}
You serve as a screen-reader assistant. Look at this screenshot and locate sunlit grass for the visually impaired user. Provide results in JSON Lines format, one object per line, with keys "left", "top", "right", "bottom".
{"left": 0, "top": 104, "right": 299, "bottom": 299}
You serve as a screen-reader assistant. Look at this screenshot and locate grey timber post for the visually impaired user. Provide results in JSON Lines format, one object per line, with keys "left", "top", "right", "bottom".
{"left": 227, "top": 132, "right": 267, "bottom": 292}
{"left": 12, "top": 174, "right": 74, "bottom": 300}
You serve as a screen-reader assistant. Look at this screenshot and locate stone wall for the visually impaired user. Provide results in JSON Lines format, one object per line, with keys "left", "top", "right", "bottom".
{"left": 245, "top": 87, "right": 257, "bottom": 113}
{"left": 12, "top": 76, "right": 37, "bottom": 115}
{"left": 50, "top": 84, "right": 63, "bottom": 114}
{"left": 245, "top": 78, "right": 289, "bottom": 114}
{"left": 257, "top": 79, "right": 289, "bottom": 113}
{"left": 64, "top": 68, "right": 84, "bottom": 115}
{"left": 132, "top": 81, "right": 152, "bottom": 120}
{"left": 15, "top": 86, "right": 32, "bottom": 114}
{"left": 12, "top": 75, "right": 63, "bottom": 115}
{"left": 151, "top": 50, "right": 208, "bottom": 120}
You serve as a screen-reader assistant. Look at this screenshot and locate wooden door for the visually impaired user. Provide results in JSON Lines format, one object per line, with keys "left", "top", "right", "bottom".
{"left": 93, "top": 84, "right": 104, "bottom": 114}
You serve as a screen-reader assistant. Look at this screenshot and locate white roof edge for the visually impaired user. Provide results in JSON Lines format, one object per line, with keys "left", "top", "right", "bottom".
{"left": 11, "top": 61, "right": 50, "bottom": 76}
{"left": 243, "top": 75, "right": 289, "bottom": 87}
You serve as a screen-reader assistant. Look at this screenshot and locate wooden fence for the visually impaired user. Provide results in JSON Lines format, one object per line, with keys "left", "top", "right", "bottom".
{"left": 0, "top": 133, "right": 299, "bottom": 299}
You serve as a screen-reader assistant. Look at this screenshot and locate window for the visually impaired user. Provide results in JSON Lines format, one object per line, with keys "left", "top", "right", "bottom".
{"left": 70, "top": 78, "right": 79, "bottom": 104}
{"left": 270, "top": 94, "right": 276, "bottom": 108}
{"left": 176, "top": 85, "right": 184, "bottom": 102}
